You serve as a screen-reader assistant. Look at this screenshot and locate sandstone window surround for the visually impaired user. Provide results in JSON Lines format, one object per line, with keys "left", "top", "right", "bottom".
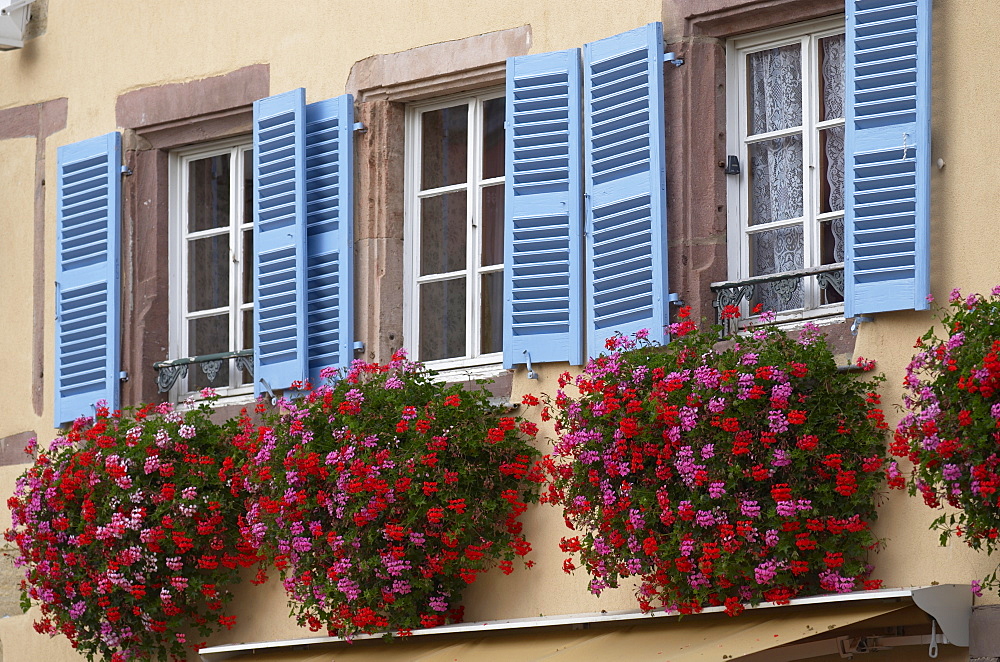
{"left": 346, "top": 26, "right": 530, "bottom": 393}
{"left": 664, "top": 0, "right": 857, "bottom": 357}
{"left": 115, "top": 64, "right": 269, "bottom": 407}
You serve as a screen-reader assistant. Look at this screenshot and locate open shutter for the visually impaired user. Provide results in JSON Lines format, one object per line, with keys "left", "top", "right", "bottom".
{"left": 845, "top": 0, "right": 931, "bottom": 318}
{"left": 583, "top": 22, "right": 669, "bottom": 358}
{"left": 304, "top": 94, "right": 354, "bottom": 384}
{"left": 253, "top": 89, "right": 308, "bottom": 395}
{"left": 55, "top": 132, "right": 122, "bottom": 426}
{"left": 504, "top": 49, "right": 585, "bottom": 369}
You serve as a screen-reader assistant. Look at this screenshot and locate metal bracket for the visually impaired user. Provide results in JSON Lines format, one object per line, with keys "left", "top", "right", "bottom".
{"left": 851, "top": 315, "right": 874, "bottom": 336}
{"left": 521, "top": 350, "right": 538, "bottom": 380}
{"left": 352, "top": 122, "right": 367, "bottom": 133}
{"left": 0, "top": 0, "right": 33, "bottom": 15}
{"left": 119, "top": 371, "right": 129, "bottom": 383}
{"left": 352, "top": 340, "right": 365, "bottom": 353}
{"left": 259, "top": 378, "right": 278, "bottom": 406}
{"left": 121, "top": 165, "right": 133, "bottom": 176}
{"left": 663, "top": 51, "right": 684, "bottom": 67}
{"left": 668, "top": 292, "right": 683, "bottom": 307}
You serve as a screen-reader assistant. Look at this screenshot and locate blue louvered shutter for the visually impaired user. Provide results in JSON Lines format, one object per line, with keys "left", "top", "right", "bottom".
{"left": 504, "top": 49, "right": 585, "bottom": 369}
{"left": 845, "top": 0, "right": 931, "bottom": 318}
{"left": 583, "top": 22, "right": 669, "bottom": 357}
{"left": 304, "top": 94, "right": 354, "bottom": 384}
{"left": 253, "top": 89, "right": 308, "bottom": 395}
{"left": 55, "top": 132, "right": 122, "bottom": 426}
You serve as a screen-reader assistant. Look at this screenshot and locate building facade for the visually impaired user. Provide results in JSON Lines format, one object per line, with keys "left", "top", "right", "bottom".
{"left": 1, "top": 0, "right": 998, "bottom": 659}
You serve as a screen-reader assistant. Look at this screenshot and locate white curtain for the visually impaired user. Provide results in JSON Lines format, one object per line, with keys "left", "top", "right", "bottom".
{"left": 747, "top": 43, "right": 804, "bottom": 311}
{"left": 823, "top": 35, "right": 846, "bottom": 264}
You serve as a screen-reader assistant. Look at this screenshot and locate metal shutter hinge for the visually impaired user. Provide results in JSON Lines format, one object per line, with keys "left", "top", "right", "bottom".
{"left": 259, "top": 378, "right": 278, "bottom": 406}
{"left": 521, "top": 350, "right": 538, "bottom": 380}
{"left": 663, "top": 51, "right": 684, "bottom": 67}
{"left": 851, "top": 316, "right": 874, "bottom": 336}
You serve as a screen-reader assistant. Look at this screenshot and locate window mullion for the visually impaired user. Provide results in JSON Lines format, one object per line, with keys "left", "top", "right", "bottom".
{"left": 179, "top": 157, "right": 191, "bottom": 393}
{"left": 801, "top": 34, "right": 819, "bottom": 307}
{"left": 737, "top": 48, "right": 752, "bottom": 290}
{"left": 404, "top": 109, "right": 420, "bottom": 359}
{"left": 229, "top": 145, "right": 241, "bottom": 386}
{"left": 467, "top": 98, "right": 480, "bottom": 361}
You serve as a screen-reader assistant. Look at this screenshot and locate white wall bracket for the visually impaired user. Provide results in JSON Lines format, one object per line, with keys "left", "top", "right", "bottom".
{"left": 0, "top": 0, "right": 32, "bottom": 50}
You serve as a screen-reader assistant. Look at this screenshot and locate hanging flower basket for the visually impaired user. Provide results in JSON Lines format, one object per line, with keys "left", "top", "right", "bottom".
{"left": 233, "top": 352, "right": 542, "bottom": 637}
{"left": 540, "top": 309, "right": 890, "bottom": 615}
{"left": 893, "top": 287, "right": 1000, "bottom": 593}
{"left": 5, "top": 395, "right": 258, "bottom": 662}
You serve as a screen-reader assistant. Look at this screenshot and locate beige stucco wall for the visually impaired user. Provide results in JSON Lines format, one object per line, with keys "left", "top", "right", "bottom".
{"left": 3, "top": 0, "right": 1000, "bottom": 660}
{"left": 0, "top": 138, "right": 41, "bottom": 441}
{"left": 849, "top": 0, "right": 1000, "bottom": 601}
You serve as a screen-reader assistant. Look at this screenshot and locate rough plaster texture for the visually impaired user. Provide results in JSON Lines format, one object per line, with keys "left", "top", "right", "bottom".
{"left": 0, "top": 137, "right": 47, "bottom": 441}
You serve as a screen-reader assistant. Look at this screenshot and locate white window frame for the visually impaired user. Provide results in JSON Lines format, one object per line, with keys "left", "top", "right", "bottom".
{"left": 168, "top": 137, "right": 254, "bottom": 400}
{"left": 726, "top": 16, "right": 845, "bottom": 322}
{"left": 403, "top": 88, "right": 505, "bottom": 373}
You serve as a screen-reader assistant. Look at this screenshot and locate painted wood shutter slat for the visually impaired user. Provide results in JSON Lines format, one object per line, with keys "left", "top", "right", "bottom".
{"left": 845, "top": 0, "right": 931, "bottom": 317}
{"left": 55, "top": 132, "right": 122, "bottom": 426}
{"left": 504, "top": 49, "right": 585, "bottom": 368}
{"left": 304, "top": 94, "right": 354, "bottom": 384}
{"left": 583, "top": 22, "right": 669, "bottom": 357}
{"left": 253, "top": 89, "right": 308, "bottom": 395}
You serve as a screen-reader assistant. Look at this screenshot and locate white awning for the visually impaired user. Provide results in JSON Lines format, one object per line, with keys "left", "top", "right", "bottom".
{"left": 199, "top": 585, "right": 970, "bottom": 662}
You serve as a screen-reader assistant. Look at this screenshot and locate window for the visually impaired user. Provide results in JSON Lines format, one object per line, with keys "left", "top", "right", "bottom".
{"left": 726, "top": 17, "right": 845, "bottom": 317}
{"left": 404, "top": 90, "right": 505, "bottom": 368}
{"left": 169, "top": 138, "right": 254, "bottom": 395}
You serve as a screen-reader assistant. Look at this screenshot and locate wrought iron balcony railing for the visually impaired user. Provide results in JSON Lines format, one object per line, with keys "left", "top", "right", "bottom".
{"left": 710, "top": 263, "right": 845, "bottom": 335}
{"left": 153, "top": 350, "right": 254, "bottom": 393}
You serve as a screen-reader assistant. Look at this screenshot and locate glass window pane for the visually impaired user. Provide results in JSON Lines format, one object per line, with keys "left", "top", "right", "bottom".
{"left": 820, "top": 34, "right": 846, "bottom": 121}
{"left": 242, "top": 309, "right": 254, "bottom": 351}
{"left": 480, "top": 184, "right": 504, "bottom": 267}
{"left": 820, "top": 218, "right": 845, "bottom": 265}
{"left": 240, "top": 309, "right": 254, "bottom": 385}
{"left": 748, "top": 135, "right": 803, "bottom": 226}
{"left": 420, "top": 191, "right": 467, "bottom": 276}
{"left": 243, "top": 149, "right": 254, "bottom": 225}
{"left": 480, "top": 272, "right": 503, "bottom": 355}
{"left": 419, "top": 279, "right": 466, "bottom": 361}
{"left": 188, "top": 154, "right": 231, "bottom": 232}
{"left": 242, "top": 229, "right": 254, "bottom": 304}
{"left": 747, "top": 44, "right": 802, "bottom": 135}
{"left": 751, "top": 224, "right": 803, "bottom": 277}
{"left": 819, "top": 125, "right": 844, "bottom": 214}
{"left": 750, "top": 225, "right": 804, "bottom": 312}
{"left": 188, "top": 315, "right": 229, "bottom": 390}
{"left": 482, "top": 97, "right": 505, "bottom": 180}
{"left": 188, "top": 235, "right": 230, "bottom": 311}
{"left": 421, "top": 105, "right": 468, "bottom": 190}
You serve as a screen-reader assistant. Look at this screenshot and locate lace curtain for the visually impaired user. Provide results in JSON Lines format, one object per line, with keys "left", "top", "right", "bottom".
{"left": 823, "top": 35, "right": 846, "bottom": 264}
{"left": 748, "top": 43, "right": 804, "bottom": 311}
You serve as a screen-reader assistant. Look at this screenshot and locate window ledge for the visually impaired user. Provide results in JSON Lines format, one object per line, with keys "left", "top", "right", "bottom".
{"left": 711, "top": 263, "right": 845, "bottom": 333}
{"left": 426, "top": 360, "right": 510, "bottom": 384}
{"left": 153, "top": 350, "right": 253, "bottom": 394}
